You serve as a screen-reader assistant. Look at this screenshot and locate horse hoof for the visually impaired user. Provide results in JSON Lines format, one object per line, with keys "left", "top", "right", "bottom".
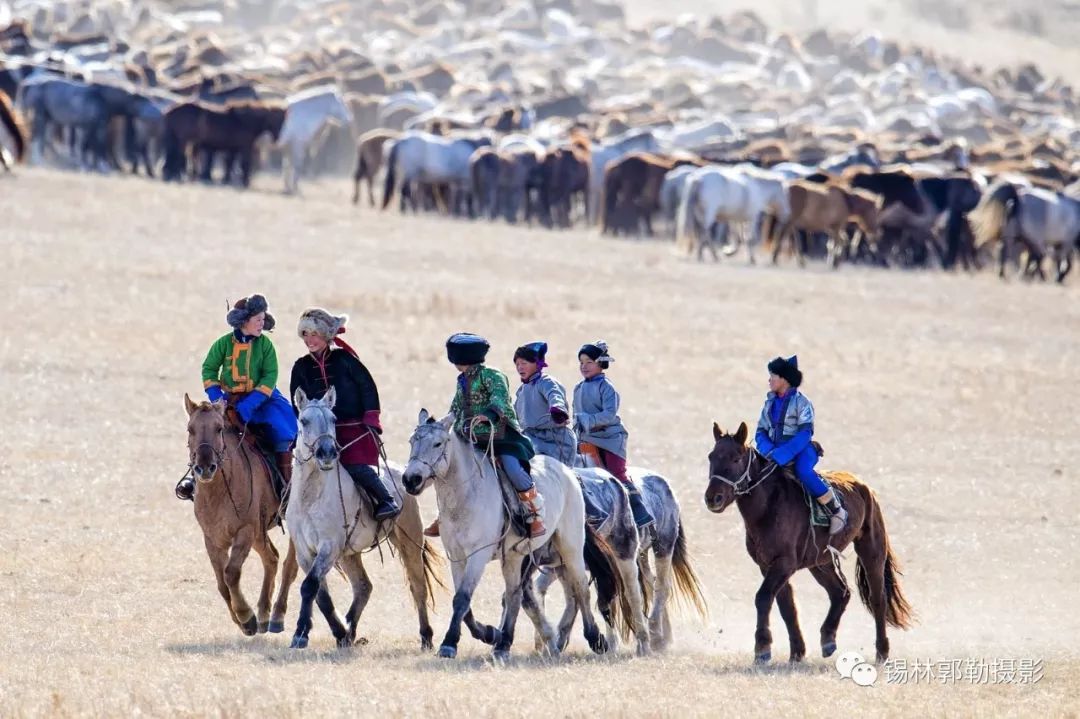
{"left": 492, "top": 649, "right": 511, "bottom": 664}
{"left": 636, "top": 641, "right": 651, "bottom": 657}
{"left": 590, "top": 635, "right": 610, "bottom": 655}
{"left": 486, "top": 627, "right": 503, "bottom": 646}
{"left": 241, "top": 617, "right": 258, "bottom": 636}
{"left": 421, "top": 636, "right": 433, "bottom": 651}
{"left": 290, "top": 636, "right": 309, "bottom": 650}
{"left": 438, "top": 645, "right": 457, "bottom": 659}
{"left": 268, "top": 621, "right": 285, "bottom": 634}
{"left": 257, "top": 621, "right": 269, "bottom": 634}
{"left": 336, "top": 636, "right": 353, "bottom": 649}
{"left": 755, "top": 650, "right": 771, "bottom": 665}
{"left": 822, "top": 641, "right": 837, "bottom": 658}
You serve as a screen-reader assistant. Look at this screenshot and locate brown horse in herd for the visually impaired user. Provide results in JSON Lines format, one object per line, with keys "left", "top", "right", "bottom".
{"left": 704, "top": 422, "right": 914, "bottom": 665}
{"left": 0, "top": 88, "right": 27, "bottom": 171}
{"left": 183, "top": 395, "right": 298, "bottom": 635}
{"left": 162, "top": 100, "right": 285, "bottom": 186}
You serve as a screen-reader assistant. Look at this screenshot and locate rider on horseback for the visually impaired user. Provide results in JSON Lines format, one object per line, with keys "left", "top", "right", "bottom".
{"left": 424, "top": 333, "right": 546, "bottom": 539}
{"left": 573, "top": 340, "right": 655, "bottom": 530}
{"left": 755, "top": 355, "right": 848, "bottom": 534}
{"left": 176, "top": 294, "right": 297, "bottom": 501}
{"left": 512, "top": 341, "right": 577, "bottom": 465}
{"left": 288, "top": 308, "right": 401, "bottom": 522}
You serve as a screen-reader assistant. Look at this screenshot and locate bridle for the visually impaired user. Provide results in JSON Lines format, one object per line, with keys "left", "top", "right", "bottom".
{"left": 406, "top": 425, "right": 450, "bottom": 483}
{"left": 710, "top": 447, "right": 778, "bottom": 496}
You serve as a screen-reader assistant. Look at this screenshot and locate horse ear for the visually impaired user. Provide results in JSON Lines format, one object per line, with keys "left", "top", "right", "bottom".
{"left": 418, "top": 408, "right": 430, "bottom": 424}
{"left": 734, "top": 422, "right": 749, "bottom": 446}
{"left": 712, "top": 422, "right": 723, "bottom": 441}
{"left": 294, "top": 387, "right": 308, "bottom": 410}
{"left": 211, "top": 398, "right": 227, "bottom": 414}
{"left": 184, "top": 393, "right": 197, "bottom": 417}
{"left": 324, "top": 386, "right": 337, "bottom": 409}
{"left": 439, "top": 414, "right": 454, "bottom": 430}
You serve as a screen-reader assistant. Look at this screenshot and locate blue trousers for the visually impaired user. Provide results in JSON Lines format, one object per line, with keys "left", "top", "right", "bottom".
{"left": 793, "top": 445, "right": 828, "bottom": 498}
{"left": 249, "top": 388, "right": 298, "bottom": 451}
{"left": 499, "top": 453, "right": 534, "bottom": 492}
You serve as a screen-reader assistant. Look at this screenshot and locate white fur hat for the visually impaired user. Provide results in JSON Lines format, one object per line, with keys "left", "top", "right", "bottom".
{"left": 297, "top": 308, "right": 348, "bottom": 340}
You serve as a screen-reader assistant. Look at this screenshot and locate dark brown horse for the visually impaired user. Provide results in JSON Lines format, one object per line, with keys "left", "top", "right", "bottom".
{"left": 539, "top": 136, "right": 590, "bottom": 229}
{"left": 183, "top": 395, "right": 298, "bottom": 635}
{"left": 162, "top": 100, "right": 285, "bottom": 186}
{"left": 704, "top": 422, "right": 914, "bottom": 665}
{"left": 600, "top": 152, "right": 705, "bottom": 236}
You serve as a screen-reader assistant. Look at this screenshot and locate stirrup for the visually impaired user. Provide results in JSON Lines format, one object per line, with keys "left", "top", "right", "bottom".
{"left": 828, "top": 506, "right": 849, "bottom": 535}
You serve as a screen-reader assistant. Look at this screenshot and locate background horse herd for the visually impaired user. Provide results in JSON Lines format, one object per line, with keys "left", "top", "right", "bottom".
{"left": 3, "top": 0, "right": 1080, "bottom": 279}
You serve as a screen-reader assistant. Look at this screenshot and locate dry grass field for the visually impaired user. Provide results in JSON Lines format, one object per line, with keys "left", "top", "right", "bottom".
{"left": 1, "top": 167, "right": 1078, "bottom": 717}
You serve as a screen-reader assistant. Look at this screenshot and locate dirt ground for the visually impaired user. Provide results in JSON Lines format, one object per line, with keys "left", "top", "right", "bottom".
{"left": 0, "top": 168, "right": 1077, "bottom": 717}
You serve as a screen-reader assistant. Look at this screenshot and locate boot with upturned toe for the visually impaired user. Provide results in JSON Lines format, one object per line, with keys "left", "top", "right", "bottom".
{"left": 822, "top": 493, "right": 848, "bottom": 535}
{"left": 423, "top": 517, "right": 440, "bottom": 537}
{"left": 347, "top": 464, "right": 402, "bottom": 521}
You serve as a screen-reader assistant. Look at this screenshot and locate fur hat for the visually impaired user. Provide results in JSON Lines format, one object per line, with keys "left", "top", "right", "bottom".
{"left": 768, "top": 355, "right": 802, "bottom": 388}
{"left": 446, "top": 333, "right": 490, "bottom": 366}
{"left": 297, "top": 308, "right": 348, "bottom": 340}
{"left": 226, "top": 294, "right": 275, "bottom": 331}
{"left": 579, "top": 339, "right": 613, "bottom": 369}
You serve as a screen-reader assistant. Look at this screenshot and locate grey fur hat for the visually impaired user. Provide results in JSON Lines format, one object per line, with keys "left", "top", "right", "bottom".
{"left": 297, "top": 308, "right": 348, "bottom": 340}
{"left": 226, "top": 294, "right": 275, "bottom": 331}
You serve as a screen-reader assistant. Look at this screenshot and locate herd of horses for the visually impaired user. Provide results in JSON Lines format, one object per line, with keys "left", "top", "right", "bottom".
{"left": 182, "top": 388, "right": 913, "bottom": 665}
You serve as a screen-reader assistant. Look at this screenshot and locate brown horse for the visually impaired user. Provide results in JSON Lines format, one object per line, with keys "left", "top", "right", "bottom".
{"left": 704, "top": 422, "right": 914, "bottom": 665}
{"left": 600, "top": 152, "right": 704, "bottom": 236}
{"left": 351, "top": 128, "right": 399, "bottom": 206}
{"left": 183, "top": 395, "right": 298, "bottom": 635}
{"left": 771, "top": 181, "right": 882, "bottom": 267}
{"left": 162, "top": 100, "right": 286, "bottom": 186}
{"left": 540, "top": 136, "right": 591, "bottom": 229}
{"left": 0, "top": 88, "right": 27, "bottom": 171}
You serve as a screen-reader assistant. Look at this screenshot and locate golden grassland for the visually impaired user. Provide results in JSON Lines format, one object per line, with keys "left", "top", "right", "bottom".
{"left": 1, "top": 168, "right": 1077, "bottom": 717}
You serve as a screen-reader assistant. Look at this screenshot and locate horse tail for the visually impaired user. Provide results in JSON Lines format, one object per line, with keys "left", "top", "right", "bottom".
{"left": 970, "top": 180, "right": 1020, "bottom": 249}
{"left": 855, "top": 490, "right": 916, "bottom": 630}
{"left": 670, "top": 518, "right": 709, "bottom": 620}
{"left": 583, "top": 523, "right": 635, "bottom": 642}
{"left": 381, "top": 139, "right": 399, "bottom": 210}
{"left": 0, "top": 90, "right": 27, "bottom": 163}
{"left": 419, "top": 538, "right": 447, "bottom": 608}
{"left": 674, "top": 174, "right": 696, "bottom": 254}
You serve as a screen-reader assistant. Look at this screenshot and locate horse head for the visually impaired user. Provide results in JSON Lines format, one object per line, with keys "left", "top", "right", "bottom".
{"left": 704, "top": 421, "right": 751, "bottom": 514}
{"left": 294, "top": 387, "right": 339, "bottom": 471}
{"left": 184, "top": 393, "right": 227, "bottom": 483}
{"left": 402, "top": 408, "right": 454, "bottom": 495}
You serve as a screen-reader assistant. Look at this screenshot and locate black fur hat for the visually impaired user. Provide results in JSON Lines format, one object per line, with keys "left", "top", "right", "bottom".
{"left": 579, "top": 340, "right": 613, "bottom": 370}
{"left": 767, "top": 355, "right": 802, "bottom": 388}
{"left": 446, "top": 333, "right": 490, "bottom": 365}
{"left": 227, "top": 294, "right": 275, "bottom": 331}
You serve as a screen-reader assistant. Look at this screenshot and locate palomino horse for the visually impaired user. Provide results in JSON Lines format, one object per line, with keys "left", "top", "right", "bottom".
{"left": 402, "top": 410, "right": 614, "bottom": 661}
{"left": 704, "top": 423, "right": 914, "bottom": 664}
{"left": 278, "top": 86, "right": 354, "bottom": 194}
{"left": 770, "top": 181, "right": 882, "bottom": 267}
{"left": 538, "top": 462, "right": 708, "bottom": 653}
{"left": 286, "top": 388, "right": 441, "bottom": 650}
{"left": 970, "top": 180, "right": 1080, "bottom": 282}
{"left": 183, "top": 395, "right": 298, "bottom": 636}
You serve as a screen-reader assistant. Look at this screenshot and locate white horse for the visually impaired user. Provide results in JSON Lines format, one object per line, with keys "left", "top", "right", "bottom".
{"left": 402, "top": 409, "right": 613, "bottom": 661}
{"left": 675, "top": 165, "right": 790, "bottom": 263}
{"left": 278, "top": 86, "right": 354, "bottom": 194}
{"left": 285, "top": 388, "right": 441, "bottom": 650}
{"left": 380, "top": 130, "right": 493, "bottom": 213}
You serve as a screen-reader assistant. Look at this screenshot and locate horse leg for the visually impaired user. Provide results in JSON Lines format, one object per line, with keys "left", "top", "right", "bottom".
{"left": 203, "top": 537, "right": 241, "bottom": 627}
{"left": 289, "top": 542, "right": 338, "bottom": 649}
{"left": 492, "top": 554, "right": 528, "bottom": 661}
{"left": 315, "top": 579, "right": 351, "bottom": 648}
{"left": 336, "top": 553, "right": 372, "bottom": 646}
{"left": 774, "top": 581, "right": 807, "bottom": 663}
{"left": 223, "top": 527, "right": 258, "bottom": 636}
{"left": 252, "top": 535, "right": 280, "bottom": 633}
{"left": 853, "top": 536, "right": 890, "bottom": 663}
{"left": 615, "top": 551, "right": 651, "bottom": 656}
{"left": 552, "top": 531, "right": 608, "bottom": 655}
{"left": 269, "top": 537, "right": 297, "bottom": 633}
{"left": 650, "top": 552, "right": 674, "bottom": 652}
{"left": 531, "top": 566, "right": 562, "bottom": 651}
{"left": 439, "top": 553, "right": 489, "bottom": 658}
{"left": 809, "top": 565, "right": 851, "bottom": 658}
{"left": 389, "top": 513, "right": 435, "bottom": 650}
{"left": 752, "top": 561, "right": 796, "bottom": 664}
{"left": 518, "top": 571, "right": 559, "bottom": 656}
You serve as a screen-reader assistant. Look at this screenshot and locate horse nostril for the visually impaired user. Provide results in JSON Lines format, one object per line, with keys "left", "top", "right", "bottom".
{"left": 208, "top": 464, "right": 217, "bottom": 475}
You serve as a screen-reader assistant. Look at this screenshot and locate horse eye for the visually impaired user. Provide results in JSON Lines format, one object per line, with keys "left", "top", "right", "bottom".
{"left": 187, "top": 428, "right": 194, "bottom": 435}
{"left": 434, "top": 442, "right": 443, "bottom": 448}
{"left": 300, "top": 418, "right": 309, "bottom": 427}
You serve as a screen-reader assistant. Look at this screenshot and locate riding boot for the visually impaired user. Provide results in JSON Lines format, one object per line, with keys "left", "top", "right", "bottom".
{"left": 347, "top": 465, "right": 402, "bottom": 522}
{"left": 275, "top": 451, "right": 293, "bottom": 513}
{"left": 819, "top": 490, "right": 848, "bottom": 535}
{"left": 175, "top": 476, "right": 195, "bottom": 501}
{"left": 423, "top": 517, "right": 440, "bottom": 537}
{"left": 624, "top": 484, "right": 655, "bottom": 530}
{"left": 518, "top": 487, "right": 547, "bottom": 538}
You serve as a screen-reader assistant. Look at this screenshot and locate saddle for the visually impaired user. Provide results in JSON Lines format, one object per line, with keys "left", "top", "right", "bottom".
{"left": 576, "top": 471, "right": 618, "bottom": 531}
{"left": 493, "top": 460, "right": 533, "bottom": 539}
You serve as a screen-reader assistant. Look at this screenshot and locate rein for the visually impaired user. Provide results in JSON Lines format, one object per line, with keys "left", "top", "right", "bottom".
{"left": 185, "top": 421, "right": 254, "bottom": 520}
